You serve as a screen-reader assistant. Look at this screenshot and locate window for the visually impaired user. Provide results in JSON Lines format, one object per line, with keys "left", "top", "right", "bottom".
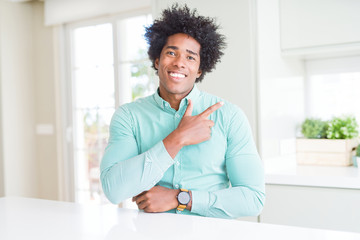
{"left": 259, "top": 55, "right": 360, "bottom": 161}
{"left": 305, "top": 56, "right": 360, "bottom": 124}
{"left": 66, "top": 12, "right": 154, "bottom": 204}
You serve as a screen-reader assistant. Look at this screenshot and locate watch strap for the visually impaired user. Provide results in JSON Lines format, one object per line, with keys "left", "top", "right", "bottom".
{"left": 176, "top": 204, "right": 187, "bottom": 211}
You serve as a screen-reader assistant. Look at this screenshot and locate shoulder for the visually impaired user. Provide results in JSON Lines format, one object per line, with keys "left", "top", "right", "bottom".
{"left": 198, "top": 90, "right": 244, "bottom": 117}
{"left": 198, "top": 90, "right": 250, "bottom": 135}
{"left": 113, "top": 94, "right": 157, "bottom": 121}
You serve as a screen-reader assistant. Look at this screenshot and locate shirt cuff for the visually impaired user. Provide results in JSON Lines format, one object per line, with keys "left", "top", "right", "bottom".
{"left": 149, "top": 141, "right": 175, "bottom": 173}
{"left": 190, "top": 190, "right": 210, "bottom": 216}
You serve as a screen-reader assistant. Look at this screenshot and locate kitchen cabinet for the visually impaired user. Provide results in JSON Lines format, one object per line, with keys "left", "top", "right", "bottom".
{"left": 261, "top": 184, "right": 360, "bottom": 233}
{"left": 280, "top": 0, "right": 360, "bottom": 56}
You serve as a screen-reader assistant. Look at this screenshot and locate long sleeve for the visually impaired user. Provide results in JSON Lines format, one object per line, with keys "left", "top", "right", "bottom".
{"left": 190, "top": 108, "right": 265, "bottom": 219}
{"left": 100, "top": 105, "right": 174, "bottom": 204}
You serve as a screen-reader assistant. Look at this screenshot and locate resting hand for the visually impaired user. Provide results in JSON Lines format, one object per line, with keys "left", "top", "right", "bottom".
{"left": 132, "top": 186, "right": 180, "bottom": 213}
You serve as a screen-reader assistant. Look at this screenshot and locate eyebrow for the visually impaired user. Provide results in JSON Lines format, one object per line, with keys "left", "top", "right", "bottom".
{"left": 165, "top": 46, "right": 199, "bottom": 56}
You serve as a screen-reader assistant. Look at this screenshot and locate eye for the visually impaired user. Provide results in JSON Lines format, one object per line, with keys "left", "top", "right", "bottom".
{"left": 187, "top": 56, "right": 196, "bottom": 61}
{"left": 166, "top": 51, "right": 175, "bottom": 56}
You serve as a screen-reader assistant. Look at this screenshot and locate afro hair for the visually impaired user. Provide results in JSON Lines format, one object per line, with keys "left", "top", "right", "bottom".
{"left": 144, "top": 4, "right": 226, "bottom": 83}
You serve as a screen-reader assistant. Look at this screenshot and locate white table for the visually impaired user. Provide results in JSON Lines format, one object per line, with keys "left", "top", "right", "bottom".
{"left": 1, "top": 197, "right": 360, "bottom": 240}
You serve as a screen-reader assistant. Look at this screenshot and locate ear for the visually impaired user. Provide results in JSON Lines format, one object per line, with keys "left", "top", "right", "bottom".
{"left": 155, "top": 58, "right": 159, "bottom": 70}
{"left": 196, "top": 69, "right": 202, "bottom": 78}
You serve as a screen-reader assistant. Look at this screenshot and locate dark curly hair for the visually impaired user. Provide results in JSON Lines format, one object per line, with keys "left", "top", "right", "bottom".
{"left": 144, "top": 4, "right": 226, "bottom": 83}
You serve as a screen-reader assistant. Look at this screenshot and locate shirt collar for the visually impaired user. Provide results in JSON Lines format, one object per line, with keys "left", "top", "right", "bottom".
{"left": 153, "top": 84, "right": 201, "bottom": 111}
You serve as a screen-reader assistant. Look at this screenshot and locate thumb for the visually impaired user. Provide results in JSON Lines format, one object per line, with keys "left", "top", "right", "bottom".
{"left": 184, "top": 99, "right": 193, "bottom": 116}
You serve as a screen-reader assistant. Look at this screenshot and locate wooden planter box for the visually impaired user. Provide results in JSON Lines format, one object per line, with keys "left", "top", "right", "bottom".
{"left": 296, "top": 138, "right": 359, "bottom": 166}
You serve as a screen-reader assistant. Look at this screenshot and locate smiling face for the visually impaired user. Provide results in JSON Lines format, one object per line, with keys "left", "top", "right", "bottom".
{"left": 155, "top": 33, "right": 202, "bottom": 106}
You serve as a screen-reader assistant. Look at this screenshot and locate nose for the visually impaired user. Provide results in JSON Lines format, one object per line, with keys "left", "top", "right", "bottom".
{"left": 172, "top": 55, "right": 186, "bottom": 68}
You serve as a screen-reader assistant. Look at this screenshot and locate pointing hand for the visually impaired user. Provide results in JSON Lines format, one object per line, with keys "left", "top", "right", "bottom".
{"left": 163, "top": 99, "right": 224, "bottom": 158}
{"left": 176, "top": 99, "right": 224, "bottom": 146}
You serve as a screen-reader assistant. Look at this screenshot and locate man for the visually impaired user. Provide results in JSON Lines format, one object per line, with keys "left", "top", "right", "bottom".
{"left": 100, "top": 4, "right": 265, "bottom": 219}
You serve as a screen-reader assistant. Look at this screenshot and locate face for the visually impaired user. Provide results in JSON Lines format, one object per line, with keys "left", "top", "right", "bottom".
{"left": 155, "top": 33, "right": 202, "bottom": 101}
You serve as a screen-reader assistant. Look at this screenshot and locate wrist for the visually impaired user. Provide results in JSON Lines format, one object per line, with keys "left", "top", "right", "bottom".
{"left": 169, "top": 129, "right": 186, "bottom": 148}
{"left": 186, "top": 190, "right": 192, "bottom": 211}
{"left": 163, "top": 130, "right": 185, "bottom": 159}
{"left": 176, "top": 188, "right": 192, "bottom": 212}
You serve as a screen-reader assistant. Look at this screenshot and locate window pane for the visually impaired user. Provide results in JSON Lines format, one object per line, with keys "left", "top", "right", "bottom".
{"left": 75, "top": 149, "right": 104, "bottom": 203}
{"left": 74, "top": 107, "right": 113, "bottom": 204}
{"left": 69, "top": 14, "right": 154, "bottom": 205}
{"left": 308, "top": 72, "right": 360, "bottom": 123}
{"left": 72, "top": 23, "right": 115, "bottom": 204}
{"left": 127, "top": 61, "right": 157, "bottom": 100}
{"left": 74, "top": 108, "right": 113, "bottom": 149}
{"left": 74, "top": 66, "right": 115, "bottom": 109}
{"left": 73, "top": 24, "right": 113, "bottom": 68}
{"left": 306, "top": 56, "right": 360, "bottom": 125}
{"left": 117, "top": 14, "right": 156, "bottom": 102}
{"left": 118, "top": 15, "right": 152, "bottom": 62}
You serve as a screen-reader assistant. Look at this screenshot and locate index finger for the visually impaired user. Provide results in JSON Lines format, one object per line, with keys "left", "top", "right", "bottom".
{"left": 133, "top": 190, "right": 147, "bottom": 200}
{"left": 199, "top": 101, "right": 224, "bottom": 118}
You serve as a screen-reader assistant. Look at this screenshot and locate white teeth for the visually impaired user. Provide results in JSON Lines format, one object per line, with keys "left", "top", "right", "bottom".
{"left": 169, "top": 72, "right": 185, "bottom": 78}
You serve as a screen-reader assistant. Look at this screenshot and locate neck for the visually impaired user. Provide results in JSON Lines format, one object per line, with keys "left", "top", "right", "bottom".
{"left": 159, "top": 90, "right": 184, "bottom": 111}
{"left": 158, "top": 85, "right": 194, "bottom": 111}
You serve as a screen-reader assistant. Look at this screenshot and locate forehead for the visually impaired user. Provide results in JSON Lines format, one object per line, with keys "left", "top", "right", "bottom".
{"left": 164, "top": 33, "right": 201, "bottom": 53}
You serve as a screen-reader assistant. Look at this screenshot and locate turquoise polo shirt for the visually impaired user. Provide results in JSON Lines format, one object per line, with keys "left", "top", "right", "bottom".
{"left": 100, "top": 85, "right": 265, "bottom": 219}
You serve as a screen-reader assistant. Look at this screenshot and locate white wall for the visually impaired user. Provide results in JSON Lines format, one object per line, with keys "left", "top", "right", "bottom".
{"left": 33, "top": 1, "right": 58, "bottom": 200}
{"left": 153, "top": 0, "right": 259, "bottom": 142}
{"left": 257, "top": 0, "right": 305, "bottom": 159}
{"left": 0, "top": 0, "right": 38, "bottom": 197}
{"left": 0, "top": 0, "right": 58, "bottom": 199}
{"left": 44, "top": 0, "right": 151, "bottom": 25}
{"left": 0, "top": 10, "right": 3, "bottom": 196}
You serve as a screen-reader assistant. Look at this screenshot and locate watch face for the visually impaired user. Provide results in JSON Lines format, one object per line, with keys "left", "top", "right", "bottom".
{"left": 178, "top": 191, "right": 190, "bottom": 205}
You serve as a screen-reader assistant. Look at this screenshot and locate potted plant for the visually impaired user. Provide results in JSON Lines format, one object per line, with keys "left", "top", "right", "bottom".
{"left": 297, "top": 116, "right": 359, "bottom": 166}
{"left": 354, "top": 144, "right": 360, "bottom": 167}
{"left": 301, "top": 118, "right": 328, "bottom": 139}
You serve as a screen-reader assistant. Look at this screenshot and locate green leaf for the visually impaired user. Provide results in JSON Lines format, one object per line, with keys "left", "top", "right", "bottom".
{"left": 326, "top": 115, "right": 359, "bottom": 139}
{"left": 301, "top": 118, "right": 328, "bottom": 139}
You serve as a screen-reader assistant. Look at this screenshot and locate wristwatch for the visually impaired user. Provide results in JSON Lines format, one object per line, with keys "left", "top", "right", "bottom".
{"left": 176, "top": 188, "right": 191, "bottom": 211}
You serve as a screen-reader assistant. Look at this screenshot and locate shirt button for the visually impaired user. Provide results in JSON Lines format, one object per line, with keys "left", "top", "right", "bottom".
{"left": 175, "top": 113, "right": 180, "bottom": 118}
{"left": 175, "top": 161, "right": 180, "bottom": 166}
{"left": 175, "top": 184, "right": 179, "bottom": 188}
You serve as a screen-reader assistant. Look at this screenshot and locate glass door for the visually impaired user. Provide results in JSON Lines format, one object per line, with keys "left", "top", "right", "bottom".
{"left": 71, "top": 23, "right": 115, "bottom": 204}
{"left": 68, "top": 13, "right": 154, "bottom": 204}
